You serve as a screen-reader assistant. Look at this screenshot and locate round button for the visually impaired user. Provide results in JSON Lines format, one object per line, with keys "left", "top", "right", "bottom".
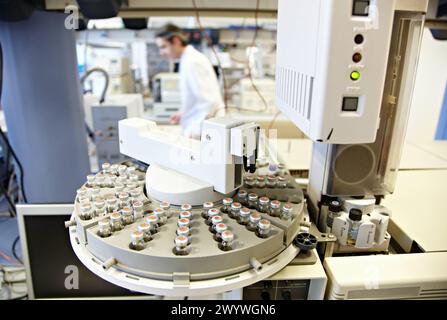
{"left": 350, "top": 71, "right": 361, "bottom": 81}
{"left": 352, "top": 52, "right": 362, "bottom": 63}
{"left": 354, "top": 34, "right": 364, "bottom": 44}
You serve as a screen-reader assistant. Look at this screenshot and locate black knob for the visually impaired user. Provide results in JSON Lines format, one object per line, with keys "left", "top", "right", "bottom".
{"left": 294, "top": 233, "right": 318, "bottom": 252}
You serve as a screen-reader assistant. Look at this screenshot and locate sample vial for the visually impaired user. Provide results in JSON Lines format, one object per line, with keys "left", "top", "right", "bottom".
{"left": 138, "top": 223, "right": 152, "bottom": 242}
{"left": 91, "top": 186, "right": 101, "bottom": 202}
{"left": 121, "top": 207, "right": 134, "bottom": 225}
{"left": 237, "top": 190, "right": 248, "bottom": 206}
{"left": 181, "top": 203, "right": 192, "bottom": 212}
{"left": 110, "top": 212, "right": 123, "bottom": 232}
{"left": 95, "top": 206, "right": 107, "bottom": 218}
{"left": 95, "top": 174, "right": 106, "bottom": 188}
{"left": 179, "top": 210, "right": 192, "bottom": 221}
{"left": 118, "top": 165, "right": 128, "bottom": 177}
{"left": 347, "top": 208, "right": 363, "bottom": 246}
{"left": 110, "top": 164, "right": 119, "bottom": 175}
{"left": 278, "top": 163, "right": 287, "bottom": 175}
{"left": 129, "top": 188, "right": 143, "bottom": 202}
{"left": 174, "top": 235, "right": 189, "bottom": 256}
{"left": 219, "top": 230, "right": 234, "bottom": 251}
{"left": 114, "top": 184, "right": 125, "bottom": 197}
{"left": 160, "top": 202, "right": 171, "bottom": 217}
{"left": 277, "top": 176, "right": 288, "bottom": 188}
{"left": 126, "top": 166, "right": 136, "bottom": 176}
{"left": 244, "top": 175, "right": 256, "bottom": 188}
{"left": 98, "top": 219, "right": 112, "bottom": 238}
{"left": 281, "top": 203, "right": 294, "bottom": 221}
{"left": 214, "top": 223, "right": 228, "bottom": 242}
{"left": 76, "top": 188, "right": 88, "bottom": 201}
{"left": 126, "top": 182, "right": 138, "bottom": 191}
{"left": 78, "top": 195, "right": 90, "bottom": 206}
{"left": 235, "top": 207, "right": 249, "bottom": 225}
{"left": 106, "top": 196, "right": 118, "bottom": 213}
{"left": 269, "top": 200, "right": 281, "bottom": 217}
{"left": 248, "top": 193, "right": 259, "bottom": 209}
{"left": 247, "top": 212, "right": 261, "bottom": 231}
{"left": 118, "top": 192, "right": 131, "bottom": 208}
{"left": 146, "top": 215, "right": 159, "bottom": 234}
{"left": 206, "top": 208, "right": 220, "bottom": 226}
{"left": 132, "top": 200, "right": 144, "bottom": 220}
{"left": 101, "top": 162, "right": 111, "bottom": 174}
{"left": 256, "top": 219, "right": 271, "bottom": 239}
{"left": 129, "top": 173, "right": 139, "bottom": 184}
{"left": 326, "top": 200, "right": 342, "bottom": 230}
{"left": 130, "top": 231, "right": 145, "bottom": 251}
{"left": 229, "top": 202, "right": 242, "bottom": 219}
{"left": 258, "top": 197, "right": 270, "bottom": 213}
{"left": 268, "top": 163, "right": 278, "bottom": 175}
{"left": 153, "top": 208, "right": 167, "bottom": 225}
{"left": 178, "top": 218, "right": 190, "bottom": 228}
{"left": 256, "top": 175, "right": 266, "bottom": 188}
{"left": 86, "top": 174, "right": 96, "bottom": 188}
{"left": 79, "top": 203, "right": 93, "bottom": 220}
{"left": 210, "top": 215, "right": 223, "bottom": 233}
{"left": 176, "top": 226, "right": 190, "bottom": 237}
{"left": 266, "top": 175, "right": 277, "bottom": 188}
{"left": 202, "top": 202, "right": 214, "bottom": 219}
{"left": 116, "top": 176, "right": 127, "bottom": 186}
{"left": 222, "top": 198, "right": 233, "bottom": 214}
{"left": 94, "top": 198, "right": 106, "bottom": 211}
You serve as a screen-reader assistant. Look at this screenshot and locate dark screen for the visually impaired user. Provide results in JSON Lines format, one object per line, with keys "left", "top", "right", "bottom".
{"left": 24, "top": 214, "right": 145, "bottom": 298}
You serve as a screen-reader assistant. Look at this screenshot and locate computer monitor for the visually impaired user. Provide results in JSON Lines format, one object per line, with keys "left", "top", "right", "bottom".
{"left": 16, "top": 204, "right": 155, "bottom": 299}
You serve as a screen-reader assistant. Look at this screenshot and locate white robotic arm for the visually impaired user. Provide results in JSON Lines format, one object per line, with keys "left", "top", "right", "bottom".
{"left": 118, "top": 117, "right": 259, "bottom": 204}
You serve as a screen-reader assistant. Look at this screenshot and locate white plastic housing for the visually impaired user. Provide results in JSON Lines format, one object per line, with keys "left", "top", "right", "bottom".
{"left": 276, "top": 0, "right": 396, "bottom": 143}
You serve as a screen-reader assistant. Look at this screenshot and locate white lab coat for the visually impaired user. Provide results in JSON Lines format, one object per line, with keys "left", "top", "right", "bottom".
{"left": 179, "top": 45, "right": 224, "bottom": 139}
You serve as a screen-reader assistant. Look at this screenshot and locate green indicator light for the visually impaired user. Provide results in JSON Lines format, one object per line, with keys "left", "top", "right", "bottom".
{"left": 350, "top": 71, "right": 361, "bottom": 81}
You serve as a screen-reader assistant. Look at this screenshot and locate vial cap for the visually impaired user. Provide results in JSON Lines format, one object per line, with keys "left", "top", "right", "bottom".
{"left": 223, "top": 198, "right": 233, "bottom": 206}
{"left": 92, "top": 186, "right": 101, "bottom": 194}
{"left": 248, "top": 193, "right": 258, "bottom": 201}
{"left": 257, "top": 175, "right": 265, "bottom": 181}
{"left": 127, "top": 166, "right": 136, "bottom": 175}
{"left": 244, "top": 175, "right": 254, "bottom": 181}
{"left": 132, "top": 200, "right": 144, "bottom": 210}
{"left": 349, "top": 208, "right": 363, "bottom": 221}
{"left": 154, "top": 208, "right": 165, "bottom": 216}
{"left": 180, "top": 211, "right": 191, "bottom": 219}
{"left": 177, "top": 226, "right": 190, "bottom": 235}
{"left": 106, "top": 196, "right": 117, "bottom": 204}
{"left": 121, "top": 207, "right": 133, "bottom": 216}
{"left": 86, "top": 174, "right": 96, "bottom": 182}
{"left": 160, "top": 202, "right": 170, "bottom": 210}
{"left": 240, "top": 208, "right": 251, "bottom": 217}
{"left": 267, "top": 175, "right": 277, "bottom": 181}
{"left": 203, "top": 202, "right": 213, "bottom": 209}
{"left": 110, "top": 212, "right": 121, "bottom": 220}
{"left": 146, "top": 215, "right": 158, "bottom": 224}
{"left": 278, "top": 176, "right": 287, "bottom": 182}
{"left": 118, "top": 165, "right": 127, "bottom": 174}
{"left": 270, "top": 200, "right": 281, "bottom": 209}
{"left": 138, "top": 223, "right": 150, "bottom": 232}
{"left": 283, "top": 203, "right": 293, "bottom": 212}
{"left": 221, "top": 230, "right": 234, "bottom": 242}
{"left": 175, "top": 235, "right": 188, "bottom": 246}
{"left": 231, "top": 202, "right": 242, "bottom": 209}
{"left": 181, "top": 203, "right": 192, "bottom": 211}
{"left": 329, "top": 200, "right": 342, "bottom": 213}
{"left": 131, "top": 231, "right": 143, "bottom": 241}
{"left": 102, "top": 162, "right": 111, "bottom": 170}
{"left": 238, "top": 190, "right": 248, "bottom": 197}
{"left": 215, "top": 223, "right": 228, "bottom": 233}
{"left": 207, "top": 208, "right": 219, "bottom": 217}
{"left": 258, "top": 219, "right": 271, "bottom": 230}
{"left": 119, "top": 192, "right": 129, "bottom": 200}
{"left": 80, "top": 203, "right": 92, "bottom": 212}
{"left": 259, "top": 197, "right": 270, "bottom": 204}
{"left": 98, "top": 219, "right": 110, "bottom": 228}
{"left": 178, "top": 218, "right": 190, "bottom": 227}
{"left": 249, "top": 213, "right": 261, "bottom": 223}
{"left": 211, "top": 215, "right": 223, "bottom": 225}
{"left": 95, "top": 199, "right": 105, "bottom": 207}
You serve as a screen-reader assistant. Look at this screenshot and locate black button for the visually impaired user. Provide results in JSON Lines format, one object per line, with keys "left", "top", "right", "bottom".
{"left": 342, "top": 97, "right": 359, "bottom": 112}
{"left": 352, "top": 0, "right": 370, "bottom": 16}
{"left": 355, "top": 34, "right": 364, "bottom": 45}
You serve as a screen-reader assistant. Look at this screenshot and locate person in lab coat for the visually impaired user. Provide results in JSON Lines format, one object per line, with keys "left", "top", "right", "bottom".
{"left": 155, "top": 24, "right": 224, "bottom": 139}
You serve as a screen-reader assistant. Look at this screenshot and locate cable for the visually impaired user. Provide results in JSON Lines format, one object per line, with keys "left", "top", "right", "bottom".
{"left": 12, "top": 236, "right": 22, "bottom": 265}
{"left": 0, "top": 182, "right": 16, "bottom": 217}
{"left": 80, "top": 67, "right": 110, "bottom": 104}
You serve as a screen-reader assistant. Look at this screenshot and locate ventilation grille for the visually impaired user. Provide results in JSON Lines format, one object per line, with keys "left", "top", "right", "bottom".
{"left": 276, "top": 66, "right": 314, "bottom": 120}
